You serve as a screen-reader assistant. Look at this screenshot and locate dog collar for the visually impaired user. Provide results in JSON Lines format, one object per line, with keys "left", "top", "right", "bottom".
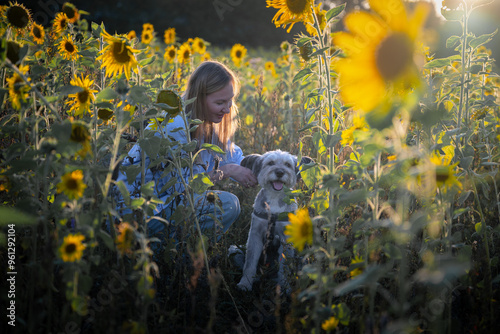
{"left": 253, "top": 211, "right": 279, "bottom": 221}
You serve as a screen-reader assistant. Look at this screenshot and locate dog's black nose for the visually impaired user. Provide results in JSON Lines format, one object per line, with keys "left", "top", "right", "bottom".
{"left": 275, "top": 169, "right": 284, "bottom": 178}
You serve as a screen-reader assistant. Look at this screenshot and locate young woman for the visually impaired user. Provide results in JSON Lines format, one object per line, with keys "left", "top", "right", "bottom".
{"left": 115, "top": 60, "right": 256, "bottom": 241}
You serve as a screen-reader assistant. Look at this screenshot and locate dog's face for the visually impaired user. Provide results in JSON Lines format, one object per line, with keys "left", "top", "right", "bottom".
{"left": 241, "top": 150, "right": 312, "bottom": 193}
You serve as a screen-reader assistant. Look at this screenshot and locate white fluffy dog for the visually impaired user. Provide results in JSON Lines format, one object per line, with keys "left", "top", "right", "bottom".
{"left": 237, "top": 150, "right": 312, "bottom": 291}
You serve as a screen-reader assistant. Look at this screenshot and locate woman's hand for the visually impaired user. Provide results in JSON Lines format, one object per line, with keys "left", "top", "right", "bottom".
{"left": 218, "top": 164, "right": 257, "bottom": 188}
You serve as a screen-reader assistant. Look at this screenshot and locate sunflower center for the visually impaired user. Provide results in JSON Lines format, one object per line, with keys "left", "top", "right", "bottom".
{"left": 375, "top": 33, "right": 413, "bottom": 81}
{"left": 64, "top": 41, "right": 75, "bottom": 53}
{"left": 169, "top": 50, "right": 175, "bottom": 58}
{"left": 71, "top": 126, "right": 89, "bottom": 143}
{"left": 66, "top": 178, "right": 79, "bottom": 190}
{"left": 7, "top": 6, "right": 30, "bottom": 29}
{"left": 77, "top": 90, "right": 89, "bottom": 104}
{"left": 112, "top": 41, "right": 131, "bottom": 64}
{"left": 65, "top": 243, "right": 77, "bottom": 254}
{"left": 33, "top": 26, "right": 42, "bottom": 38}
{"left": 235, "top": 50, "right": 242, "bottom": 58}
{"left": 435, "top": 171, "right": 450, "bottom": 184}
{"left": 300, "top": 221, "right": 310, "bottom": 237}
{"left": 285, "top": 0, "right": 308, "bottom": 14}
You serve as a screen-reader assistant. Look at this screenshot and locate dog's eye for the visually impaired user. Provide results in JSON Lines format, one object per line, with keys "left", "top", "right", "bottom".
{"left": 267, "top": 161, "right": 275, "bottom": 166}
{"left": 285, "top": 162, "right": 292, "bottom": 168}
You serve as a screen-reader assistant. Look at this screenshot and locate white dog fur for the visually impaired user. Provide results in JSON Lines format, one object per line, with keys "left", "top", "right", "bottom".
{"left": 237, "top": 150, "right": 312, "bottom": 291}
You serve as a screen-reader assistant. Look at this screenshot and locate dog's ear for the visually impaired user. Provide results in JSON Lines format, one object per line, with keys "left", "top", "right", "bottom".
{"left": 295, "top": 156, "right": 314, "bottom": 179}
{"left": 241, "top": 154, "right": 263, "bottom": 177}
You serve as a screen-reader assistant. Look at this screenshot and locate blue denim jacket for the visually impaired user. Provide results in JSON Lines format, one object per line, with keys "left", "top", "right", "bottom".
{"left": 114, "top": 114, "right": 244, "bottom": 216}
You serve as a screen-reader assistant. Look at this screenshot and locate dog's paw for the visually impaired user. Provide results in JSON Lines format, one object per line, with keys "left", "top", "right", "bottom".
{"left": 237, "top": 280, "right": 252, "bottom": 291}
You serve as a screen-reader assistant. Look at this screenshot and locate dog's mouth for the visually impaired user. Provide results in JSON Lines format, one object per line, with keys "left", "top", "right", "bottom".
{"left": 271, "top": 181, "right": 284, "bottom": 191}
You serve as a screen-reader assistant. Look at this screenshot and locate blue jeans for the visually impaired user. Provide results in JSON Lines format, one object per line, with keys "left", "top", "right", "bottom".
{"left": 146, "top": 190, "right": 240, "bottom": 241}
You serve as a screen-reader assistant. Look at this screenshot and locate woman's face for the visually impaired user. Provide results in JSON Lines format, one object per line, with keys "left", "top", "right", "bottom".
{"left": 204, "top": 82, "right": 234, "bottom": 123}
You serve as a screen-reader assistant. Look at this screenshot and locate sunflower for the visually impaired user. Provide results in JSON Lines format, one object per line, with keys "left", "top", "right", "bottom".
{"left": 62, "top": 2, "right": 79, "bottom": 24}
{"left": 5, "top": 1, "right": 31, "bottom": 31}
{"left": 142, "top": 23, "right": 154, "bottom": 32}
{"left": 191, "top": 37, "right": 207, "bottom": 55}
{"left": 70, "top": 121, "right": 91, "bottom": 158}
{"left": 341, "top": 113, "right": 369, "bottom": 146}
{"left": 52, "top": 12, "right": 69, "bottom": 34}
{"left": 267, "top": 0, "right": 314, "bottom": 33}
{"left": 30, "top": 22, "right": 45, "bottom": 44}
{"left": 57, "top": 170, "right": 87, "bottom": 200}
{"left": 265, "top": 61, "right": 278, "bottom": 78}
{"left": 58, "top": 34, "right": 79, "bottom": 61}
{"left": 97, "top": 28, "right": 140, "bottom": 81}
{"left": 333, "top": 0, "right": 430, "bottom": 114}
{"left": 156, "top": 89, "right": 181, "bottom": 117}
{"left": 322, "top": 316, "right": 340, "bottom": 331}
{"left": 304, "top": 2, "right": 326, "bottom": 36}
{"left": 177, "top": 42, "right": 192, "bottom": 64}
{"left": 164, "top": 27, "right": 176, "bottom": 45}
{"left": 6, "top": 64, "right": 30, "bottom": 110}
{"left": 285, "top": 207, "right": 313, "bottom": 252}
{"left": 127, "top": 30, "right": 137, "bottom": 41}
{"left": 230, "top": 43, "right": 247, "bottom": 67}
{"left": 66, "top": 74, "right": 97, "bottom": 116}
{"left": 349, "top": 255, "right": 364, "bottom": 277}
{"left": 430, "top": 149, "right": 462, "bottom": 192}
{"left": 141, "top": 29, "right": 153, "bottom": 45}
{"left": 115, "top": 223, "right": 136, "bottom": 255}
{"left": 201, "top": 52, "right": 211, "bottom": 62}
{"left": 163, "top": 45, "right": 177, "bottom": 63}
{"left": 59, "top": 233, "right": 86, "bottom": 262}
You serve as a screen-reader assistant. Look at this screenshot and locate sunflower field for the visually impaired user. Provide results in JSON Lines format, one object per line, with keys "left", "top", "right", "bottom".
{"left": 1, "top": 0, "right": 500, "bottom": 333}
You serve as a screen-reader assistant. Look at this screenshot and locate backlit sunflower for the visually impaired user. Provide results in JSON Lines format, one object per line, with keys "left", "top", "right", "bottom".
{"left": 6, "top": 64, "right": 30, "bottom": 110}
{"left": 265, "top": 61, "right": 278, "bottom": 77}
{"left": 164, "top": 27, "right": 176, "bottom": 45}
{"left": 164, "top": 45, "right": 177, "bottom": 63}
{"left": 430, "top": 148, "right": 462, "bottom": 193}
{"left": 341, "top": 113, "right": 369, "bottom": 146}
{"left": 70, "top": 121, "right": 91, "bottom": 158}
{"left": 5, "top": 1, "right": 31, "bottom": 31}
{"left": 192, "top": 37, "right": 207, "bottom": 55}
{"left": 59, "top": 233, "right": 86, "bottom": 262}
{"left": 304, "top": 2, "right": 326, "bottom": 36}
{"left": 115, "top": 223, "right": 136, "bottom": 256}
{"left": 141, "top": 29, "right": 153, "bottom": 45}
{"left": 97, "top": 28, "right": 139, "bottom": 81}
{"left": 322, "top": 316, "right": 340, "bottom": 331}
{"left": 66, "top": 74, "right": 97, "bottom": 116}
{"left": 58, "top": 34, "right": 79, "bottom": 61}
{"left": 349, "top": 255, "right": 364, "bottom": 277}
{"left": 142, "top": 23, "right": 154, "bottom": 32}
{"left": 267, "top": 0, "right": 314, "bottom": 33}
{"left": 52, "top": 12, "right": 69, "bottom": 34}
{"left": 30, "top": 22, "right": 45, "bottom": 44}
{"left": 127, "top": 30, "right": 137, "bottom": 41}
{"left": 177, "top": 42, "right": 192, "bottom": 64}
{"left": 57, "top": 170, "right": 87, "bottom": 200}
{"left": 285, "top": 207, "right": 313, "bottom": 252}
{"left": 230, "top": 43, "right": 247, "bottom": 67}
{"left": 62, "top": 2, "right": 79, "bottom": 24}
{"left": 333, "top": 0, "right": 430, "bottom": 114}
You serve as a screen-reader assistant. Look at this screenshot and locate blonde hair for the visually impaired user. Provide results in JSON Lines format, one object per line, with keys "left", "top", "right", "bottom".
{"left": 183, "top": 60, "right": 240, "bottom": 152}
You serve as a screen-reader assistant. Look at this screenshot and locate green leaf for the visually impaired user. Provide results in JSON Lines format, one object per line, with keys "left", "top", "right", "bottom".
{"left": 201, "top": 143, "right": 225, "bottom": 154}
{"left": 96, "top": 87, "right": 119, "bottom": 102}
{"left": 293, "top": 67, "right": 313, "bottom": 83}
{"left": 296, "top": 37, "right": 312, "bottom": 47}
{"left": 469, "top": 29, "right": 497, "bottom": 49}
{"left": 97, "top": 230, "right": 115, "bottom": 250}
{"left": 129, "top": 85, "right": 150, "bottom": 104}
{"left": 326, "top": 3, "right": 345, "bottom": 22}
{"left": 446, "top": 35, "right": 461, "bottom": 49}
{"left": 0, "top": 206, "right": 37, "bottom": 226}
{"left": 189, "top": 173, "right": 214, "bottom": 194}
{"left": 138, "top": 136, "right": 161, "bottom": 158}
{"left": 58, "top": 85, "right": 83, "bottom": 96}
{"left": 139, "top": 55, "right": 156, "bottom": 67}
{"left": 424, "top": 55, "right": 460, "bottom": 69}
